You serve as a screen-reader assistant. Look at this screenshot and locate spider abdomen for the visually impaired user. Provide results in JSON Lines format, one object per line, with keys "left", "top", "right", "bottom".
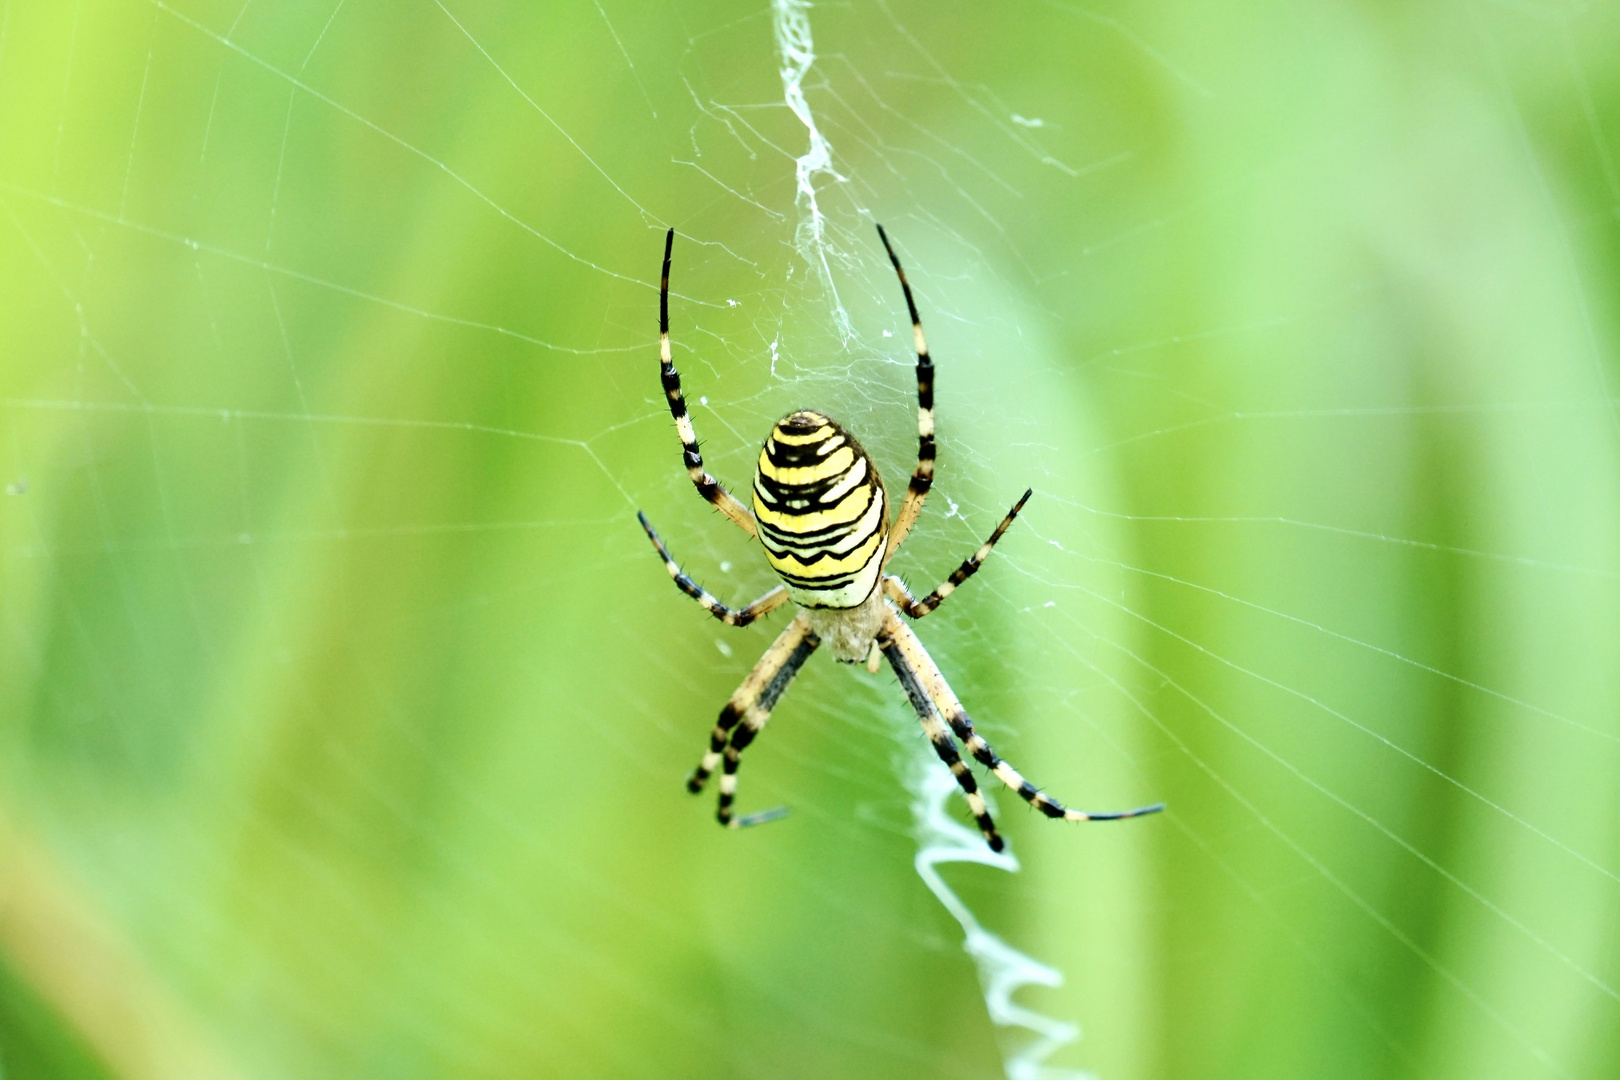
{"left": 753, "top": 411, "right": 888, "bottom": 609}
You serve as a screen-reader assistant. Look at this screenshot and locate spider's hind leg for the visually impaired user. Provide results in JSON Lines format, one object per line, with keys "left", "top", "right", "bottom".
{"left": 687, "top": 614, "right": 821, "bottom": 828}
{"left": 879, "top": 625, "right": 1005, "bottom": 852}
{"left": 886, "top": 613, "right": 1163, "bottom": 825}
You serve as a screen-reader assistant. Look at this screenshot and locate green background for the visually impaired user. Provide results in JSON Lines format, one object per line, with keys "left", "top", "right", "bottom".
{"left": 2, "top": 1, "right": 1618, "bottom": 1078}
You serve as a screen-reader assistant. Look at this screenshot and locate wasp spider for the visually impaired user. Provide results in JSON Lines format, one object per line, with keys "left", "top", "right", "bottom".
{"left": 637, "top": 226, "right": 1163, "bottom": 851}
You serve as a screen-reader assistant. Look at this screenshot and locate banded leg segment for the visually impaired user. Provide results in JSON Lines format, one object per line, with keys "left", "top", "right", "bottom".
{"left": 884, "top": 488, "right": 1033, "bottom": 618}
{"left": 884, "top": 612, "right": 1164, "bottom": 825}
{"left": 658, "top": 229, "right": 757, "bottom": 537}
{"left": 688, "top": 615, "right": 821, "bottom": 828}
{"left": 638, "top": 511, "right": 788, "bottom": 627}
{"left": 881, "top": 626, "right": 1004, "bottom": 851}
{"left": 876, "top": 224, "right": 935, "bottom": 565}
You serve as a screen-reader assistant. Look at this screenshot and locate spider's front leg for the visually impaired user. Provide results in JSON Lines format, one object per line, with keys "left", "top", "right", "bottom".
{"left": 656, "top": 229, "right": 757, "bottom": 536}
{"left": 876, "top": 224, "right": 937, "bottom": 564}
{"left": 688, "top": 614, "right": 821, "bottom": 828}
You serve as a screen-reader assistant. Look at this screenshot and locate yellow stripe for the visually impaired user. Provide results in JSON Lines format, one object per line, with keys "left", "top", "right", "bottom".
{"left": 771, "top": 424, "right": 834, "bottom": 445}
{"left": 763, "top": 527, "right": 884, "bottom": 580}
{"left": 753, "top": 483, "right": 871, "bottom": 532}
{"left": 757, "top": 444, "right": 854, "bottom": 484}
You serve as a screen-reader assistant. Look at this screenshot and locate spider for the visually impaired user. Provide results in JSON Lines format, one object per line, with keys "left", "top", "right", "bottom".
{"left": 637, "top": 225, "right": 1163, "bottom": 851}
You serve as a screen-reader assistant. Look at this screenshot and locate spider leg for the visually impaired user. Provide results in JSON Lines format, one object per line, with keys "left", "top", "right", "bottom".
{"left": 658, "top": 230, "right": 758, "bottom": 537}
{"left": 879, "top": 622, "right": 1005, "bottom": 851}
{"left": 884, "top": 611, "right": 1163, "bottom": 826}
{"left": 885, "top": 488, "right": 1033, "bottom": 618}
{"left": 687, "top": 614, "right": 821, "bottom": 830}
{"left": 875, "top": 225, "right": 935, "bottom": 565}
{"left": 638, "top": 511, "right": 788, "bottom": 627}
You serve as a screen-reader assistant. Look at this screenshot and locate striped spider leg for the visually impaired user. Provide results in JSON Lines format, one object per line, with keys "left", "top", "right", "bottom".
{"left": 637, "top": 512, "right": 788, "bottom": 627}
{"left": 657, "top": 228, "right": 758, "bottom": 537}
{"left": 637, "top": 512, "right": 805, "bottom": 824}
{"left": 686, "top": 615, "right": 822, "bottom": 828}
{"left": 883, "top": 487, "right": 1033, "bottom": 623}
{"left": 881, "top": 610, "right": 1163, "bottom": 851}
{"left": 880, "top": 623, "right": 1005, "bottom": 848}
{"left": 875, "top": 224, "right": 934, "bottom": 565}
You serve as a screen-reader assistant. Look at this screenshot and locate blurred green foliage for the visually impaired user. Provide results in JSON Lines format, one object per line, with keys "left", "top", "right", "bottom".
{"left": 1, "top": 1, "right": 1618, "bottom": 1078}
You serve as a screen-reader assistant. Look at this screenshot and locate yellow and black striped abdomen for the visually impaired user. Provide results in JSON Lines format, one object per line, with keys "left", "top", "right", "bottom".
{"left": 753, "top": 411, "right": 888, "bottom": 609}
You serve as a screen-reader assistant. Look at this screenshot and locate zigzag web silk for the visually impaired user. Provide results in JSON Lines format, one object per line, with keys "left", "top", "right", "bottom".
{"left": 772, "top": 3, "right": 1102, "bottom": 1076}
{"left": 0, "top": 0, "right": 1616, "bottom": 1077}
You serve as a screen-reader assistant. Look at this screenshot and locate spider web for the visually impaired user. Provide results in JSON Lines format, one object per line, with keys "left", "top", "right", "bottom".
{"left": 1, "top": 1, "right": 1619, "bottom": 1079}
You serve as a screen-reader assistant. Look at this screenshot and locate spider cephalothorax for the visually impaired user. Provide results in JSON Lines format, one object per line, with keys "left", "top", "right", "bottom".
{"left": 636, "top": 225, "right": 1161, "bottom": 849}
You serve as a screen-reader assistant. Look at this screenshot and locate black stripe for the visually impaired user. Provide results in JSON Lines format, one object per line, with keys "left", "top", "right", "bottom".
{"left": 728, "top": 718, "right": 761, "bottom": 751}
{"left": 758, "top": 510, "right": 876, "bottom": 545}
{"left": 661, "top": 365, "right": 684, "bottom": 410}
{"left": 954, "top": 722, "right": 1001, "bottom": 773}
{"left": 755, "top": 474, "right": 867, "bottom": 509}
{"left": 758, "top": 510, "right": 882, "bottom": 551}
{"left": 755, "top": 488, "right": 876, "bottom": 528}
{"left": 759, "top": 635, "right": 818, "bottom": 713}
{"left": 876, "top": 224, "right": 922, "bottom": 328}
{"left": 756, "top": 467, "right": 873, "bottom": 511}
{"left": 660, "top": 228, "right": 673, "bottom": 334}
{"left": 947, "top": 758, "right": 980, "bottom": 793}
{"left": 760, "top": 419, "right": 874, "bottom": 477}
{"left": 1026, "top": 784, "right": 1066, "bottom": 818}
{"left": 758, "top": 540, "right": 876, "bottom": 571}
{"left": 757, "top": 539, "right": 875, "bottom": 570}
{"left": 763, "top": 436, "right": 844, "bottom": 470}
{"left": 761, "top": 415, "right": 861, "bottom": 456}
{"left": 769, "top": 568, "right": 862, "bottom": 590}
